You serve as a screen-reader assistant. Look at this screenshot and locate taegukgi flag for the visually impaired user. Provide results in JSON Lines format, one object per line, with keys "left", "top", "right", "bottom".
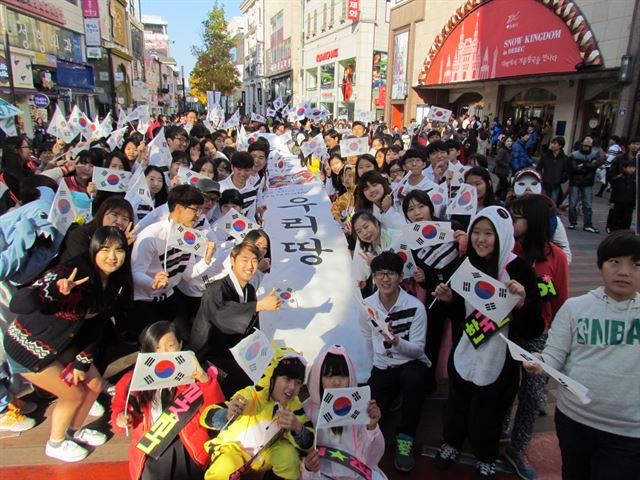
{"left": 339, "top": 137, "right": 369, "bottom": 157}
{"left": 359, "top": 299, "right": 393, "bottom": 338}
{"left": 48, "top": 180, "right": 78, "bottom": 235}
{"left": 401, "top": 221, "right": 455, "bottom": 249}
{"left": 125, "top": 169, "right": 154, "bottom": 207}
{"left": 446, "top": 183, "right": 477, "bottom": 216}
{"left": 449, "top": 258, "right": 520, "bottom": 323}
{"left": 148, "top": 127, "right": 172, "bottom": 167}
{"left": 177, "top": 166, "right": 209, "bottom": 187}
{"left": 129, "top": 351, "right": 197, "bottom": 392}
{"left": 168, "top": 223, "right": 208, "bottom": 257}
{"left": 388, "top": 240, "right": 417, "bottom": 277}
{"left": 218, "top": 209, "right": 256, "bottom": 241}
{"left": 427, "top": 106, "right": 453, "bottom": 123}
{"left": 230, "top": 329, "right": 275, "bottom": 384}
{"left": 428, "top": 183, "right": 449, "bottom": 218}
{"left": 92, "top": 166, "right": 131, "bottom": 193}
{"left": 317, "top": 386, "right": 370, "bottom": 429}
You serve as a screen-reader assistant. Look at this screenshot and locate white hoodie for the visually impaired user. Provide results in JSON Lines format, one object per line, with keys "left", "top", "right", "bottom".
{"left": 542, "top": 287, "right": 640, "bottom": 438}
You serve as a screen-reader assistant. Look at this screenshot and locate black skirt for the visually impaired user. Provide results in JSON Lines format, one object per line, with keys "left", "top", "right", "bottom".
{"left": 141, "top": 434, "right": 204, "bottom": 480}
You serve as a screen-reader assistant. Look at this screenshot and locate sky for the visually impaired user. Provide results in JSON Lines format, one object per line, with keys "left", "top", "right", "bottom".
{"left": 140, "top": 0, "right": 243, "bottom": 84}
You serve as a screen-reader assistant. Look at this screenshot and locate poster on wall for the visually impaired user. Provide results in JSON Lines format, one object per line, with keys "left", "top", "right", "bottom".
{"left": 372, "top": 51, "right": 388, "bottom": 107}
{"left": 419, "top": 0, "right": 592, "bottom": 85}
{"left": 391, "top": 31, "right": 408, "bottom": 100}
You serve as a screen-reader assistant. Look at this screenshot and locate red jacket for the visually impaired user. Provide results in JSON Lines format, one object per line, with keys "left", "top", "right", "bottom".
{"left": 111, "top": 368, "right": 225, "bottom": 480}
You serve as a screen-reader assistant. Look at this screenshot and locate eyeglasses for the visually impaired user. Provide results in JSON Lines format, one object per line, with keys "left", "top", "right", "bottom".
{"left": 185, "top": 206, "right": 203, "bottom": 215}
{"left": 373, "top": 271, "right": 399, "bottom": 280}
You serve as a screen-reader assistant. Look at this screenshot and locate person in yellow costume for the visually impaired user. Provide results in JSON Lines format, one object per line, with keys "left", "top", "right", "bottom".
{"left": 201, "top": 347, "right": 314, "bottom": 480}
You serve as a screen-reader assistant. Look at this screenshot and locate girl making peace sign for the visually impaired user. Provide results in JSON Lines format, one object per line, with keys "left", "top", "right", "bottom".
{"left": 3, "top": 226, "right": 133, "bottom": 462}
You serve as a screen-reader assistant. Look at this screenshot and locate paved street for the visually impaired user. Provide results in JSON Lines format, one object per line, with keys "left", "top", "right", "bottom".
{"left": 0, "top": 193, "right": 631, "bottom": 479}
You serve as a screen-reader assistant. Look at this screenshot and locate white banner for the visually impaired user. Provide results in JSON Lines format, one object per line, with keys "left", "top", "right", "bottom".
{"left": 259, "top": 183, "right": 371, "bottom": 382}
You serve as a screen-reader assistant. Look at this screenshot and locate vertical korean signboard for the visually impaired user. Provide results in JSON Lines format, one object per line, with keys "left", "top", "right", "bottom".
{"left": 347, "top": 0, "right": 360, "bottom": 21}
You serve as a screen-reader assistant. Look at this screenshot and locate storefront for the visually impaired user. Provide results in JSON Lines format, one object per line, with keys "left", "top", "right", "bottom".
{"left": 387, "top": 0, "right": 640, "bottom": 146}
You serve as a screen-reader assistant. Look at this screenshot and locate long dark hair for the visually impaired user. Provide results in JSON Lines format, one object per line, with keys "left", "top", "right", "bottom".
{"left": 134, "top": 321, "right": 180, "bottom": 408}
{"left": 144, "top": 165, "right": 168, "bottom": 206}
{"left": 89, "top": 226, "right": 133, "bottom": 309}
{"left": 508, "top": 194, "right": 551, "bottom": 264}
{"left": 1, "top": 136, "right": 31, "bottom": 179}
{"left": 350, "top": 210, "right": 382, "bottom": 252}
{"left": 243, "top": 229, "right": 271, "bottom": 260}
{"left": 401, "top": 189, "right": 435, "bottom": 221}
{"left": 355, "top": 170, "right": 391, "bottom": 210}
{"left": 465, "top": 166, "right": 496, "bottom": 207}
{"left": 87, "top": 196, "right": 135, "bottom": 235}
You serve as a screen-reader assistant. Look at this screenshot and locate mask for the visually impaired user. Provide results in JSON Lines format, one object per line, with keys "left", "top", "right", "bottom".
{"left": 514, "top": 176, "right": 542, "bottom": 196}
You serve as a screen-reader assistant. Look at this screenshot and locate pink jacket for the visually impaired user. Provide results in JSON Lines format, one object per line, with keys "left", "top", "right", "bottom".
{"left": 302, "top": 345, "right": 387, "bottom": 480}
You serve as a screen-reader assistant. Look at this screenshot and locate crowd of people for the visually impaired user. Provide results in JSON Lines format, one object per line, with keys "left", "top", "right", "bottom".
{"left": 0, "top": 106, "right": 638, "bottom": 480}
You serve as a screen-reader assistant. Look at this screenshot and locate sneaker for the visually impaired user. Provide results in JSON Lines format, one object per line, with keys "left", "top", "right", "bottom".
{"left": 435, "top": 442, "right": 459, "bottom": 470}
{"left": 45, "top": 439, "right": 88, "bottom": 462}
{"left": 73, "top": 427, "right": 107, "bottom": 447}
{"left": 567, "top": 224, "right": 576, "bottom": 230}
{"left": 583, "top": 226, "right": 600, "bottom": 233}
{"left": 475, "top": 461, "right": 496, "bottom": 479}
{"left": 11, "top": 398, "right": 37, "bottom": 415}
{"left": 0, "top": 404, "right": 36, "bottom": 432}
{"left": 394, "top": 433, "right": 415, "bottom": 472}
{"left": 505, "top": 447, "right": 538, "bottom": 480}
{"left": 88, "top": 400, "right": 104, "bottom": 417}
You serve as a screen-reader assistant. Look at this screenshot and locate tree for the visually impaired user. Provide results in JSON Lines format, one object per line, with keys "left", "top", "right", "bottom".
{"left": 190, "top": 3, "right": 240, "bottom": 104}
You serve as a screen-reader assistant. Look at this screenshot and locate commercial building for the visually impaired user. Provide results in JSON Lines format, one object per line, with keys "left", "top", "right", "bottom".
{"left": 386, "top": 0, "right": 640, "bottom": 145}
{"left": 302, "top": 0, "right": 390, "bottom": 119}
{"left": 142, "top": 14, "right": 179, "bottom": 115}
{"left": 240, "top": 0, "right": 266, "bottom": 115}
{"left": 226, "top": 15, "right": 247, "bottom": 114}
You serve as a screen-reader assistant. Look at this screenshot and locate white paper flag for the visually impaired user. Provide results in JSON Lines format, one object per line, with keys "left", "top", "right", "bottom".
{"left": 66, "top": 105, "right": 82, "bottom": 138}
{"left": 107, "top": 126, "right": 128, "bottom": 151}
{"left": 273, "top": 97, "right": 284, "bottom": 110}
{"left": 449, "top": 258, "right": 520, "bottom": 323}
{"left": 92, "top": 166, "right": 131, "bottom": 193}
{"left": 449, "top": 164, "right": 469, "bottom": 189}
{"left": 499, "top": 334, "right": 591, "bottom": 404}
{"left": 355, "top": 109, "right": 372, "bottom": 124}
{"left": 218, "top": 209, "right": 256, "bottom": 241}
{"left": 48, "top": 180, "right": 78, "bottom": 234}
{"left": 129, "top": 351, "right": 197, "bottom": 392}
{"left": 0, "top": 117, "right": 17, "bottom": 137}
{"left": 125, "top": 169, "right": 154, "bottom": 207}
{"left": 339, "top": 137, "right": 369, "bottom": 157}
{"left": 116, "top": 106, "right": 127, "bottom": 130}
{"left": 294, "top": 102, "right": 310, "bottom": 120}
{"left": 359, "top": 299, "right": 393, "bottom": 338}
{"left": 168, "top": 223, "right": 208, "bottom": 256}
{"left": 97, "top": 111, "right": 113, "bottom": 138}
{"left": 47, "top": 106, "right": 76, "bottom": 143}
{"left": 427, "top": 106, "right": 453, "bottom": 123}
{"left": 446, "top": 183, "right": 477, "bottom": 216}
{"left": 251, "top": 112, "right": 266, "bottom": 123}
{"left": 230, "top": 329, "right": 275, "bottom": 384}
{"left": 77, "top": 111, "right": 98, "bottom": 140}
{"left": 388, "top": 240, "right": 417, "bottom": 277}
{"left": 266, "top": 108, "right": 276, "bottom": 118}
{"left": 223, "top": 109, "right": 240, "bottom": 129}
{"left": 428, "top": 182, "right": 449, "bottom": 218}
{"left": 401, "top": 221, "right": 455, "bottom": 249}
{"left": 317, "top": 386, "right": 370, "bottom": 429}
{"left": 177, "top": 166, "right": 209, "bottom": 187}
{"left": 148, "top": 128, "right": 172, "bottom": 167}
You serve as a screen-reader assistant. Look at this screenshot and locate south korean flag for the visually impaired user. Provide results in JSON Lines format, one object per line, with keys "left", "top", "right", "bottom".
{"left": 168, "top": 223, "right": 208, "bottom": 257}
{"left": 230, "top": 329, "right": 275, "bottom": 384}
{"left": 449, "top": 258, "right": 520, "bottom": 323}
{"left": 129, "top": 351, "right": 197, "bottom": 392}
{"left": 48, "top": 180, "right": 78, "bottom": 235}
{"left": 359, "top": 299, "right": 393, "bottom": 338}
{"left": 92, "top": 166, "right": 131, "bottom": 193}
{"left": 177, "top": 166, "right": 209, "bottom": 188}
{"left": 446, "top": 183, "right": 477, "bottom": 216}
{"left": 428, "top": 183, "right": 449, "bottom": 218}
{"left": 388, "top": 241, "right": 417, "bottom": 277}
{"left": 317, "top": 386, "right": 370, "bottom": 429}
{"left": 275, "top": 287, "right": 298, "bottom": 308}
{"left": 219, "top": 209, "right": 256, "bottom": 241}
{"left": 402, "top": 221, "right": 454, "bottom": 249}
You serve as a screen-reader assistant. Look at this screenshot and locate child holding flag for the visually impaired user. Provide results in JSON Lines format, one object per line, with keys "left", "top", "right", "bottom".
{"left": 200, "top": 346, "right": 314, "bottom": 480}
{"left": 432, "top": 206, "right": 543, "bottom": 479}
{"left": 111, "top": 321, "right": 224, "bottom": 480}
{"left": 302, "top": 344, "right": 386, "bottom": 479}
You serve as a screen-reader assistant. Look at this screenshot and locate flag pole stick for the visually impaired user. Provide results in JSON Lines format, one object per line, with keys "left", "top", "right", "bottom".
{"left": 429, "top": 279, "right": 450, "bottom": 310}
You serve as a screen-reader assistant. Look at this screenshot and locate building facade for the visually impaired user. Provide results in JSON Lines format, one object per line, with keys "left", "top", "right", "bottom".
{"left": 263, "top": 0, "right": 303, "bottom": 109}
{"left": 142, "top": 14, "right": 179, "bottom": 115}
{"left": 227, "top": 15, "right": 246, "bottom": 114}
{"left": 302, "top": 0, "right": 390, "bottom": 120}
{"left": 386, "top": 0, "right": 640, "bottom": 146}
{"left": 240, "top": 0, "right": 266, "bottom": 115}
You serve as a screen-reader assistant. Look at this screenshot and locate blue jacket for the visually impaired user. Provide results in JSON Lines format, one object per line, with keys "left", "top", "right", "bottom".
{"left": 511, "top": 140, "right": 534, "bottom": 172}
{"left": 0, "top": 187, "right": 64, "bottom": 286}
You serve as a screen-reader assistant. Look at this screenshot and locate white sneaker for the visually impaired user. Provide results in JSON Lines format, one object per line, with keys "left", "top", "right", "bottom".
{"left": 73, "top": 427, "right": 107, "bottom": 447}
{"left": 45, "top": 440, "right": 88, "bottom": 462}
{"left": 0, "top": 404, "right": 36, "bottom": 432}
{"left": 88, "top": 400, "right": 104, "bottom": 417}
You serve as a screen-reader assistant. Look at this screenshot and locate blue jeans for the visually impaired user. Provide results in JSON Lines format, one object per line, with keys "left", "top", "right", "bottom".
{"left": 569, "top": 185, "right": 593, "bottom": 227}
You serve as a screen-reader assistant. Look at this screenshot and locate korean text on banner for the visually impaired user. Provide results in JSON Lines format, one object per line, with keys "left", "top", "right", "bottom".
{"left": 259, "top": 183, "right": 371, "bottom": 382}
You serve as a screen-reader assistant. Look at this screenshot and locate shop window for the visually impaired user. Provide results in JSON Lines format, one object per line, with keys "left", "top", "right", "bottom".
{"left": 307, "top": 69, "right": 318, "bottom": 91}
{"left": 321, "top": 64, "right": 335, "bottom": 89}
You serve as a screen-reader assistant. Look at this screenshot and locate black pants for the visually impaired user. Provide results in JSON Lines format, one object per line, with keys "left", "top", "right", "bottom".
{"left": 555, "top": 408, "right": 640, "bottom": 480}
{"left": 424, "top": 302, "right": 448, "bottom": 393}
{"left": 141, "top": 435, "right": 203, "bottom": 480}
{"left": 130, "top": 294, "right": 191, "bottom": 344}
{"left": 368, "top": 360, "right": 428, "bottom": 438}
{"left": 607, "top": 204, "right": 634, "bottom": 231}
{"left": 443, "top": 359, "right": 519, "bottom": 463}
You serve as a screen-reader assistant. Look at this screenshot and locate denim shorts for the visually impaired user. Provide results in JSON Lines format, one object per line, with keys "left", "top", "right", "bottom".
{"left": 4, "top": 354, "right": 31, "bottom": 376}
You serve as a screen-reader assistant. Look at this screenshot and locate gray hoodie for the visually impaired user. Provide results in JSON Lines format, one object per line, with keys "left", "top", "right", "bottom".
{"left": 542, "top": 287, "right": 640, "bottom": 438}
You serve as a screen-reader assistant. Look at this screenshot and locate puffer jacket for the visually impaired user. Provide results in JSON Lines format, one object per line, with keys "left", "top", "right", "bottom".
{"left": 568, "top": 149, "right": 602, "bottom": 187}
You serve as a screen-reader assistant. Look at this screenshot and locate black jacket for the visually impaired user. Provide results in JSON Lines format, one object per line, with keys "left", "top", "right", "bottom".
{"left": 568, "top": 149, "right": 603, "bottom": 187}
{"left": 536, "top": 150, "right": 569, "bottom": 187}
{"left": 610, "top": 174, "right": 637, "bottom": 207}
{"left": 189, "top": 274, "right": 257, "bottom": 361}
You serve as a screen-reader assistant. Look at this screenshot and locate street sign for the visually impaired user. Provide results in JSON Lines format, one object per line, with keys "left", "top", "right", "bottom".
{"left": 33, "top": 93, "right": 50, "bottom": 108}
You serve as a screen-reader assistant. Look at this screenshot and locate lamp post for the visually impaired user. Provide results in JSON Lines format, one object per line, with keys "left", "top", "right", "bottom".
{"left": 181, "top": 65, "right": 187, "bottom": 112}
